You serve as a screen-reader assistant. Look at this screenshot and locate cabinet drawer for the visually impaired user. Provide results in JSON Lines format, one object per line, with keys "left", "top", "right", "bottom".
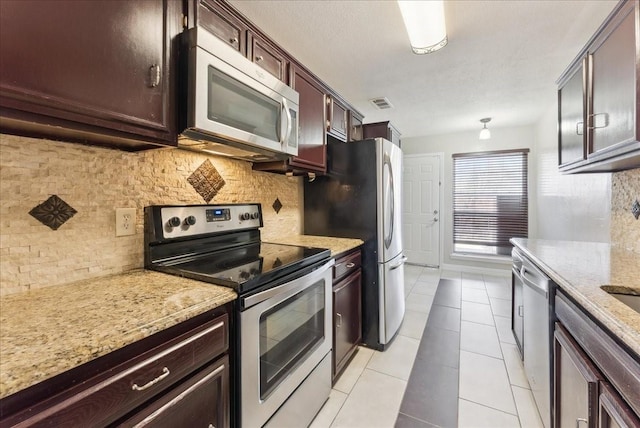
{"left": 10, "top": 314, "right": 229, "bottom": 427}
{"left": 116, "top": 355, "right": 229, "bottom": 428}
{"left": 333, "top": 249, "right": 361, "bottom": 282}
{"left": 249, "top": 33, "right": 288, "bottom": 83}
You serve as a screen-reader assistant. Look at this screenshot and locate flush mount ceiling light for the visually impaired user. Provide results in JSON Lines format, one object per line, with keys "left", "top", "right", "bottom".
{"left": 479, "top": 118, "right": 492, "bottom": 140}
{"left": 397, "top": 0, "right": 448, "bottom": 54}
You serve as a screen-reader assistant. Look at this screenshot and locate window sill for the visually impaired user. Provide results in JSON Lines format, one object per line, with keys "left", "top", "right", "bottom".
{"left": 450, "top": 252, "right": 512, "bottom": 265}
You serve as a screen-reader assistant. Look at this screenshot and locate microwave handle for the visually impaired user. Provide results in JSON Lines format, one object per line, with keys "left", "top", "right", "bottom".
{"left": 281, "top": 98, "right": 292, "bottom": 145}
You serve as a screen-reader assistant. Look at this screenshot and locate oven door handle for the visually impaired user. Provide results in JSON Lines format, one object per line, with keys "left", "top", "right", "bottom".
{"left": 241, "top": 259, "right": 335, "bottom": 309}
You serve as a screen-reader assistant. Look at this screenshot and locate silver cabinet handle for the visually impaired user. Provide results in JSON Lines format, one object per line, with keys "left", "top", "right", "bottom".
{"left": 518, "top": 305, "right": 524, "bottom": 317}
{"left": 576, "top": 121, "right": 584, "bottom": 135}
{"left": 255, "top": 55, "right": 264, "bottom": 62}
{"left": 346, "top": 262, "right": 355, "bottom": 268}
{"left": 132, "top": 367, "right": 170, "bottom": 391}
{"left": 229, "top": 37, "right": 238, "bottom": 44}
{"left": 149, "top": 64, "right": 161, "bottom": 88}
{"left": 589, "top": 113, "right": 609, "bottom": 129}
{"left": 576, "top": 418, "right": 588, "bottom": 428}
{"left": 336, "top": 313, "right": 342, "bottom": 328}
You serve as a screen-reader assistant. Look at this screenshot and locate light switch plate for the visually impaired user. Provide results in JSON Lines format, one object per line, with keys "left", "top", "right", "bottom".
{"left": 115, "top": 208, "right": 136, "bottom": 236}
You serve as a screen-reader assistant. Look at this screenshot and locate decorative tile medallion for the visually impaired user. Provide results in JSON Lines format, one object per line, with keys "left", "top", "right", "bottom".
{"left": 29, "top": 195, "right": 77, "bottom": 230}
{"left": 272, "top": 198, "right": 283, "bottom": 214}
{"left": 187, "top": 160, "right": 226, "bottom": 203}
{"left": 632, "top": 199, "right": 640, "bottom": 220}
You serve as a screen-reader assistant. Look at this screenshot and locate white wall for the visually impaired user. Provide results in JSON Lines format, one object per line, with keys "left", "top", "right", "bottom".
{"left": 533, "top": 102, "right": 611, "bottom": 242}
{"left": 402, "top": 125, "right": 536, "bottom": 271}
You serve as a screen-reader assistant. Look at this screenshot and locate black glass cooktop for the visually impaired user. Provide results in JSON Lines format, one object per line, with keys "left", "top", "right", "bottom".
{"left": 152, "top": 242, "right": 330, "bottom": 295}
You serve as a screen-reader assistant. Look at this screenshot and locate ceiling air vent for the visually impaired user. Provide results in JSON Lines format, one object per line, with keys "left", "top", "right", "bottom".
{"left": 369, "top": 97, "right": 393, "bottom": 110}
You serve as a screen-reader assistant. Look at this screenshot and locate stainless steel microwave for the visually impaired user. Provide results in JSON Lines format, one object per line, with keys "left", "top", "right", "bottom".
{"left": 179, "top": 27, "right": 299, "bottom": 162}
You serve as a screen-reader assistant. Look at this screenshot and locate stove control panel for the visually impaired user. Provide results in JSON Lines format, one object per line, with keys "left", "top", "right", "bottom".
{"left": 158, "top": 204, "right": 262, "bottom": 239}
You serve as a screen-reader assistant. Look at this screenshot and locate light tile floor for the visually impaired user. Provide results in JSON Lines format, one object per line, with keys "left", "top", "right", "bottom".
{"left": 310, "top": 265, "right": 544, "bottom": 428}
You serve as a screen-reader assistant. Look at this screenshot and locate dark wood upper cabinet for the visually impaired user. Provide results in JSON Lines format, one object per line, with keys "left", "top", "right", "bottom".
{"left": 248, "top": 32, "right": 289, "bottom": 83}
{"left": 557, "top": 0, "right": 640, "bottom": 173}
{"left": 348, "top": 110, "right": 364, "bottom": 142}
{"left": 327, "top": 96, "right": 348, "bottom": 141}
{"left": 0, "top": 0, "right": 180, "bottom": 150}
{"left": 198, "top": 0, "right": 248, "bottom": 55}
{"left": 288, "top": 64, "right": 327, "bottom": 173}
{"left": 363, "top": 121, "right": 402, "bottom": 147}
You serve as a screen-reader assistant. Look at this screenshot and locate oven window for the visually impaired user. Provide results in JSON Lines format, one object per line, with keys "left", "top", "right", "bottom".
{"left": 259, "top": 279, "right": 325, "bottom": 399}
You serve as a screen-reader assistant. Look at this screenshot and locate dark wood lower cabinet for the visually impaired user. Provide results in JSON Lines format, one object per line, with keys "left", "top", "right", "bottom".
{"left": 554, "top": 291, "right": 640, "bottom": 428}
{"left": 332, "top": 248, "right": 362, "bottom": 382}
{"left": 116, "top": 356, "right": 229, "bottom": 428}
{"left": 333, "top": 270, "right": 362, "bottom": 379}
{"left": 0, "top": 306, "right": 232, "bottom": 428}
{"left": 554, "top": 323, "right": 603, "bottom": 428}
{"left": 599, "top": 382, "right": 640, "bottom": 428}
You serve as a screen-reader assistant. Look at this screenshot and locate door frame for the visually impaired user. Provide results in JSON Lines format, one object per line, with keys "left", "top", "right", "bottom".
{"left": 402, "top": 152, "right": 444, "bottom": 268}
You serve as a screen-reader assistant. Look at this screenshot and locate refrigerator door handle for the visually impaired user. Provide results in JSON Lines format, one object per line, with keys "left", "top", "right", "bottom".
{"left": 383, "top": 152, "right": 394, "bottom": 249}
{"left": 390, "top": 255, "right": 408, "bottom": 270}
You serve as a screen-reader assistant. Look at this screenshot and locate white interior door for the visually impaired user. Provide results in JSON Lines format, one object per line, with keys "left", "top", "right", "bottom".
{"left": 402, "top": 154, "right": 441, "bottom": 267}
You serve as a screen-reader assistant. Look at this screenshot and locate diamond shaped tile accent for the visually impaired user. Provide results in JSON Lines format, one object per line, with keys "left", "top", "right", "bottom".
{"left": 187, "top": 160, "right": 226, "bottom": 203}
{"left": 632, "top": 199, "right": 640, "bottom": 220}
{"left": 29, "top": 195, "right": 77, "bottom": 230}
{"left": 272, "top": 198, "right": 283, "bottom": 214}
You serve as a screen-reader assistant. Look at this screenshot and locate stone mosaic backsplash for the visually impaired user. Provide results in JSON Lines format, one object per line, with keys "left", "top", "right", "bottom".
{"left": 0, "top": 134, "right": 302, "bottom": 296}
{"left": 611, "top": 168, "right": 640, "bottom": 254}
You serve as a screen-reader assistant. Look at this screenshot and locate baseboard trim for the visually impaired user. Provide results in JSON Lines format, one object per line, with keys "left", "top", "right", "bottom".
{"left": 441, "top": 262, "right": 510, "bottom": 277}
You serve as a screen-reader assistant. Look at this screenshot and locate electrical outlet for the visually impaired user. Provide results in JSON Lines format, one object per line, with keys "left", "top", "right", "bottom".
{"left": 115, "top": 208, "right": 136, "bottom": 237}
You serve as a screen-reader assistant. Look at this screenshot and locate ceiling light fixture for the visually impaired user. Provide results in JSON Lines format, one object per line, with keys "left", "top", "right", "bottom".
{"left": 479, "top": 118, "right": 492, "bottom": 140}
{"left": 397, "top": 0, "right": 448, "bottom": 54}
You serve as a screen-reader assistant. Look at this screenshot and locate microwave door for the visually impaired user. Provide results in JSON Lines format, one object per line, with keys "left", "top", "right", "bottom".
{"left": 192, "top": 46, "right": 288, "bottom": 155}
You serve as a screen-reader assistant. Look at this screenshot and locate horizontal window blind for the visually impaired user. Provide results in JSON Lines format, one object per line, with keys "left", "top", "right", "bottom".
{"left": 453, "top": 149, "right": 529, "bottom": 256}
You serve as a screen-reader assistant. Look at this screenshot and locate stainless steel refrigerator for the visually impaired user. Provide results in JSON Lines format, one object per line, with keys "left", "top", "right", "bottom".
{"left": 304, "top": 137, "right": 406, "bottom": 350}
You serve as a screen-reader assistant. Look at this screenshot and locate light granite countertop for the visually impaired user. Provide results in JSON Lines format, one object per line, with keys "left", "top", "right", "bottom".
{"left": 511, "top": 238, "right": 640, "bottom": 357}
{"left": 265, "top": 235, "right": 364, "bottom": 258}
{"left": 0, "top": 270, "right": 236, "bottom": 399}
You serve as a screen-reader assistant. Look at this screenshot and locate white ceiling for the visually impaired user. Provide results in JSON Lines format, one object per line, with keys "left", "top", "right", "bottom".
{"left": 228, "top": 0, "right": 618, "bottom": 138}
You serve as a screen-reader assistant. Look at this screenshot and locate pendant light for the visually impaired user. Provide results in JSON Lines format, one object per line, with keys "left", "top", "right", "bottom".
{"left": 479, "top": 118, "right": 491, "bottom": 140}
{"left": 397, "top": 1, "right": 448, "bottom": 54}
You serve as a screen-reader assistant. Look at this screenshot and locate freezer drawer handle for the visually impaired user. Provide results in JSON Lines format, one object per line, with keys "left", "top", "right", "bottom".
{"left": 390, "top": 255, "right": 408, "bottom": 271}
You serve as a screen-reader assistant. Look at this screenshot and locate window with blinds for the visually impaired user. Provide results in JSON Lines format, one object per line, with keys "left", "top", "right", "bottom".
{"left": 452, "top": 149, "right": 529, "bottom": 256}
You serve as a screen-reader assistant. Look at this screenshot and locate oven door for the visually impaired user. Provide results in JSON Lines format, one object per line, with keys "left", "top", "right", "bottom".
{"left": 239, "top": 259, "right": 333, "bottom": 428}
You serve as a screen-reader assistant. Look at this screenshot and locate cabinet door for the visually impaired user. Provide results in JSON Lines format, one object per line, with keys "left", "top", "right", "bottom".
{"left": 0, "top": 0, "right": 175, "bottom": 146}
{"left": 348, "top": 111, "right": 364, "bottom": 142}
{"left": 599, "top": 382, "right": 640, "bottom": 428}
{"left": 198, "top": 0, "right": 248, "bottom": 54}
{"left": 327, "top": 96, "right": 348, "bottom": 141}
{"left": 554, "top": 324, "right": 603, "bottom": 428}
{"left": 248, "top": 32, "right": 288, "bottom": 83}
{"left": 558, "top": 60, "right": 587, "bottom": 166}
{"left": 117, "top": 356, "right": 230, "bottom": 428}
{"left": 289, "top": 65, "right": 327, "bottom": 173}
{"left": 589, "top": 2, "right": 636, "bottom": 156}
{"left": 333, "top": 270, "right": 362, "bottom": 379}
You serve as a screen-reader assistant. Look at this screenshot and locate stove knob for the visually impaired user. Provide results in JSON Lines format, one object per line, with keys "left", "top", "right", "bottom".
{"left": 241, "top": 212, "right": 251, "bottom": 220}
{"left": 239, "top": 271, "right": 250, "bottom": 279}
{"left": 184, "top": 215, "right": 197, "bottom": 226}
{"left": 251, "top": 212, "right": 259, "bottom": 219}
{"left": 167, "top": 216, "right": 181, "bottom": 228}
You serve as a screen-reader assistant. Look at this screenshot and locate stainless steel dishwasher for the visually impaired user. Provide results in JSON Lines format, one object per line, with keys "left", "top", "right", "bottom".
{"left": 513, "top": 247, "right": 552, "bottom": 428}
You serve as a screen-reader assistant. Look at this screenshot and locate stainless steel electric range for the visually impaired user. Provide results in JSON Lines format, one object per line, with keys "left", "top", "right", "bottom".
{"left": 144, "top": 203, "right": 334, "bottom": 428}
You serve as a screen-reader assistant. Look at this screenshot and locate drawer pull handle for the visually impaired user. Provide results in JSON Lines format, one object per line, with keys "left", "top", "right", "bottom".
{"left": 336, "top": 313, "right": 342, "bottom": 328}
{"left": 576, "top": 418, "right": 587, "bottom": 428}
{"left": 256, "top": 55, "right": 264, "bottom": 62}
{"left": 345, "top": 262, "right": 355, "bottom": 268}
{"left": 132, "top": 367, "right": 170, "bottom": 391}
